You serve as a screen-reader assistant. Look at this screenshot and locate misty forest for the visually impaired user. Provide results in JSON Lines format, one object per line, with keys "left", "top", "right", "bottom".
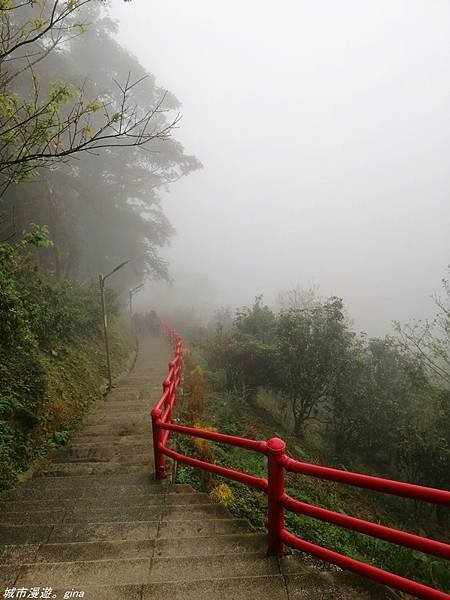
{"left": 0, "top": 2, "right": 449, "bottom": 599}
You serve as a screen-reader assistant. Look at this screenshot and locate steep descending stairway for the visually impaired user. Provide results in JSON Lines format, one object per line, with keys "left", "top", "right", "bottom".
{"left": 1, "top": 336, "right": 393, "bottom": 600}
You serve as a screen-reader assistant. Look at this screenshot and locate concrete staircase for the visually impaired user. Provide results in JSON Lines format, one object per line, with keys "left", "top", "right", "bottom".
{"left": 0, "top": 336, "right": 393, "bottom": 600}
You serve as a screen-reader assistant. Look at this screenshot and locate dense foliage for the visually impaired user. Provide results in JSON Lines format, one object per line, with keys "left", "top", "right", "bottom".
{"left": 178, "top": 287, "right": 450, "bottom": 592}
{"left": 1, "top": 2, "right": 201, "bottom": 289}
{"left": 205, "top": 293, "right": 450, "bottom": 493}
{"left": 0, "top": 230, "right": 130, "bottom": 488}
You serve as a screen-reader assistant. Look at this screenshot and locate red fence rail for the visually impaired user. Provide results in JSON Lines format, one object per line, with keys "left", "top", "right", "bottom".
{"left": 151, "top": 325, "right": 450, "bottom": 600}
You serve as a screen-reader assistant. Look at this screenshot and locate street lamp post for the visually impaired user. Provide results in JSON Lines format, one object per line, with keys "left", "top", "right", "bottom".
{"left": 99, "top": 260, "right": 130, "bottom": 391}
{"left": 129, "top": 283, "right": 144, "bottom": 320}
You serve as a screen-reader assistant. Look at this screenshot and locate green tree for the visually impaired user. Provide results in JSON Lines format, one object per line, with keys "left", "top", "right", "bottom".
{"left": 276, "top": 297, "right": 353, "bottom": 435}
{"left": 0, "top": 0, "right": 179, "bottom": 197}
{"left": 1, "top": 2, "right": 201, "bottom": 286}
{"left": 329, "top": 338, "right": 423, "bottom": 467}
{"left": 206, "top": 297, "right": 278, "bottom": 398}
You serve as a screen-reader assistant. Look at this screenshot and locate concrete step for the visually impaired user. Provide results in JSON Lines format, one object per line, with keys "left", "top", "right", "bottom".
{"left": 0, "top": 492, "right": 166, "bottom": 511}
{"left": 61, "top": 501, "right": 230, "bottom": 523}
{"left": 166, "top": 492, "right": 210, "bottom": 504}
{"left": 52, "top": 448, "right": 115, "bottom": 463}
{"left": 64, "top": 440, "right": 152, "bottom": 450}
{"left": 48, "top": 521, "right": 159, "bottom": 544}
{"left": 62, "top": 506, "right": 164, "bottom": 524}
{"left": 83, "top": 417, "right": 151, "bottom": 428}
{"left": 0, "top": 509, "right": 66, "bottom": 525}
{"left": 1, "top": 482, "right": 181, "bottom": 501}
{"left": 158, "top": 518, "right": 253, "bottom": 538}
{"left": 88, "top": 400, "right": 149, "bottom": 408}
{"left": 71, "top": 433, "right": 152, "bottom": 443}
{"left": 148, "top": 553, "right": 282, "bottom": 583}
{"left": 37, "top": 462, "right": 152, "bottom": 477}
{"left": 103, "top": 396, "right": 148, "bottom": 404}
{"left": 282, "top": 572, "right": 389, "bottom": 600}
{"left": 70, "top": 433, "right": 153, "bottom": 448}
{"left": 162, "top": 503, "right": 231, "bottom": 520}
{"left": 79, "top": 424, "right": 150, "bottom": 436}
{"left": 154, "top": 533, "right": 266, "bottom": 557}
{"left": 14, "top": 554, "right": 294, "bottom": 588}
{"left": 87, "top": 409, "right": 150, "bottom": 418}
{"left": 119, "top": 377, "right": 155, "bottom": 385}
{"left": 7, "top": 576, "right": 349, "bottom": 600}
{"left": 46, "top": 585, "right": 142, "bottom": 600}
{"left": 0, "top": 521, "right": 158, "bottom": 544}
{"left": 1, "top": 543, "right": 40, "bottom": 565}
{"left": 1, "top": 491, "right": 205, "bottom": 512}
{"left": 15, "top": 557, "right": 152, "bottom": 587}
{"left": 105, "top": 391, "right": 140, "bottom": 401}
{"left": 7, "top": 577, "right": 291, "bottom": 600}
{"left": 1, "top": 502, "right": 231, "bottom": 526}
{"left": 52, "top": 447, "right": 152, "bottom": 463}
{"left": 0, "top": 565, "right": 19, "bottom": 587}
{"left": 146, "top": 573, "right": 389, "bottom": 600}
{"left": 94, "top": 400, "right": 148, "bottom": 407}
{"left": 24, "top": 473, "right": 161, "bottom": 488}
{"left": 142, "top": 576, "right": 290, "bottom": 600}
{"left": 3, "top": 534, "right": 264, "bottom": 565}
{"left": 49, "top": 451, "right": 153, "bottom": 465}
{"left": 0, "top": 524, "right": 53, "bottom": 544}
{"left": 0, "top": 518, "right": 253, "bottom": 545}
{"left": 90, "top": 403, "right": 149, "bottom": 412}
{"left": 3, "top": 539, "right": 155, "bottom": 564}
{"left": 83, "top": 417, "right": 150, "bottom": 426}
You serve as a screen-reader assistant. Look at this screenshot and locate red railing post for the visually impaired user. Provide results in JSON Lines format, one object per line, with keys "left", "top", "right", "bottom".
{"left": 151, "top": 407, "right": 166, "bottom": 479}
{"left": 266, "top": 437, "right": 286, "bottom": 556}
{"left": 168, "top": 360, "right": 176, "bottom": 408}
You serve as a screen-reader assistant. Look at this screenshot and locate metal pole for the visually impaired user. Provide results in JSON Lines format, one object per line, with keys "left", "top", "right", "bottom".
{"left": 99, "top": 274, "right": 112, "bottom": 391}
{"left": 151, "top": 407, "right": 167, "bottom": 479}
{"left": 267, "top": 437, "right": 286, "bottom": 555}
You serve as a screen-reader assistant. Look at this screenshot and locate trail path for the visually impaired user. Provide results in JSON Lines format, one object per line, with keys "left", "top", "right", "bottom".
{"left": 0, "top": 335, "right": 390, "bottom": 599}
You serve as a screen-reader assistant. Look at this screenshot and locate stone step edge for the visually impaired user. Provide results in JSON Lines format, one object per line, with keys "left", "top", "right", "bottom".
{"left": 1, "top": 485, "right": 194, "bottom": 500}
{"left": 0, "top": 508, "right": 234, "bottom": 526}
{"left": 16, "top": 574, "right": 288, "bottom": 592}
{"left": 0, "top": 518, "right": 254, "bottom": 535}
{"left": 1, "top": 502, "right": 227, "bottom": 515}
{"left": 3, "top": 532, "right": 265, "bottom": 554}
{"left": 14, "top": 552, "right": 282, "bottom": 570}
{"left": 0, "top": 492, "right": 207, "bottom": 505}
{"left": 0, "top": 517, "right": 251, "bottom": 528}
{"left": 0, "top": 499, "right": 213, "bottom": 511}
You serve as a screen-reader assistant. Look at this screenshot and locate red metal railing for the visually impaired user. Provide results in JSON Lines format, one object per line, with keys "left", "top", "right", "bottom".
{"left": 151, "top": 325, "right": 450, "bottom": 600}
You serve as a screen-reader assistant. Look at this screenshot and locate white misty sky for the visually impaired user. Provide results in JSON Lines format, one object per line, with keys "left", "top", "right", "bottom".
{"left": 112, "top": 0, "right": 450, "bottom": 334}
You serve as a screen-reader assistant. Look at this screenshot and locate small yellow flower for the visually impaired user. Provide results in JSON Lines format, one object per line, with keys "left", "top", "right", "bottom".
{"left": 210, "top": 483, "right": 234, "bottom": 506}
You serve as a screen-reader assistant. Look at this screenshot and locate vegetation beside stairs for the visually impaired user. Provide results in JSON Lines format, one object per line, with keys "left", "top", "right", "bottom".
{"left": 1, "top": 335, "right": 394, "bottom": 599}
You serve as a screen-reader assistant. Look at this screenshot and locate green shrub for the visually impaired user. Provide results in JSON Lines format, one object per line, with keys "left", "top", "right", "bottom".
{"left": 0, "top": 229, "right": 130, "bottom": 489}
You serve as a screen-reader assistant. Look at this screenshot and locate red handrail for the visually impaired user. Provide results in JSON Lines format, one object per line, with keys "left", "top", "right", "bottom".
{"left": 151, "top": 325, "right": 450, "bottom": 600}
{"left": 281, "top": 455, "right": 450, "bottom": 505}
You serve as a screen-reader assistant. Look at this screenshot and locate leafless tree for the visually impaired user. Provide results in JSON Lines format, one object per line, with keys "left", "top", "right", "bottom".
{"left": 394, "top": 268, "right": 450, "bottom": 385}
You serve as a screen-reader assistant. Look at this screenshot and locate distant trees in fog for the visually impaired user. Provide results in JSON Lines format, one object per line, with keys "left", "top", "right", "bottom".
{"left": 205, "top": 283, "right": 450, "bottom": 493}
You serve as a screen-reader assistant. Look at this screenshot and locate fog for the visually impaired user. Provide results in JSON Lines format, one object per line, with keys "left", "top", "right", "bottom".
{"left": 113, "top": 0, "right": 450, "bottom": 335}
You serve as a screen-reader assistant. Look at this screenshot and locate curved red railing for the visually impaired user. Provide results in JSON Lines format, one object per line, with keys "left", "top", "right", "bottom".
{"left": 151, "top": 325, "right": 450, "bottom": 600}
